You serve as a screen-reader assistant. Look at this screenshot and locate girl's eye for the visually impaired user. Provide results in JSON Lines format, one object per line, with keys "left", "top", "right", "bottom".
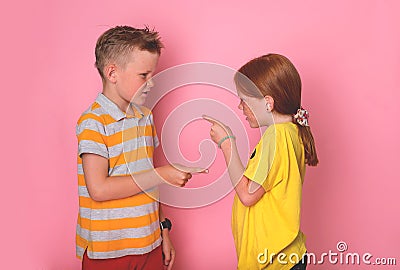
{"left": 140, "top": 73, "right": 148, "bottom": 78}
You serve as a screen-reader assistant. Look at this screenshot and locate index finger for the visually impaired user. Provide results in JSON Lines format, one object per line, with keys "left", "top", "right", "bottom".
{"left": 202, "top": 115, "right": 225, "bottom": 127}
{"left": 172, "top": 164, "right": 209, "bottom": 174}
{"left": 167, "top": 249, "right": 175, "bottom": 270}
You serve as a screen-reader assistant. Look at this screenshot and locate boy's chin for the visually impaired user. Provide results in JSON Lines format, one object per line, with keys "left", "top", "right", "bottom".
{"left": 131, "top": 97, "right": 146, "bottom": 106}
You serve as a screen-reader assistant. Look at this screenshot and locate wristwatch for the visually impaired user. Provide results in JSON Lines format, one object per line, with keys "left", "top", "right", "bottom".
{"left": 160, "top": 218, "right": 172, "bottom": 231}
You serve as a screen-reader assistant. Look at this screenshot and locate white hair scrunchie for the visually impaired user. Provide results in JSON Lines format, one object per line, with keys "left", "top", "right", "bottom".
{"left": 293, "top": 107, "right": 309, "bottom": 127}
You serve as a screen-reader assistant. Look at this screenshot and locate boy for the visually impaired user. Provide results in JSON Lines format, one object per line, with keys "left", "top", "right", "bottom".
{"left": 76, "top": 26, "right": 197, "bottom": 270}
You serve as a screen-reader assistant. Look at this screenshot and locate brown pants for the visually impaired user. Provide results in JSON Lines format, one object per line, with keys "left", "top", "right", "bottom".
{"left": 82, "top": 245, "right": 163, "bottom": 270}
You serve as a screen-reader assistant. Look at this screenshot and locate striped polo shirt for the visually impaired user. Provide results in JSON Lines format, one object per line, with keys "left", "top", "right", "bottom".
{"left": 76, "top": 93, "right": 161, "bottom": 259}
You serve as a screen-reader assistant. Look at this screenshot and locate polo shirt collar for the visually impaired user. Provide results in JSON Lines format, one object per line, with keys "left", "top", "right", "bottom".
{"left": 96, "top": 93, "right": 144, "bottom": 121}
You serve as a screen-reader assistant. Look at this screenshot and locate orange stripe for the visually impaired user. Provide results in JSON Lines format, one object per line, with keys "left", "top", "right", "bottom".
{"left": 78, "top": 129, "right": 105, "bottom": 144}
{"left": 79, "top": 192, "right": 158, "bottom": 209}
{"left": 107, "top": 125, "right": 154, "bottom": 147}
{"left": 92, "top": 230, "right": 160, "bottom": 251}
{"left": 77, "top": 229, "right": 161, "bottom": 252}
{"left": 77, "top": 113, "right": 103, "bottom": 125}
{"left": 76, "top": 234, "right": 88, "bottom": 249}
{"left": 78, "top": 210, "right": 159, "bottom": 231}
{"left": 78, "top": 175, "right": 86, "bottom": 186}
{"left": 78, "top": 112, "right": 116, "bottom": 126}
{"left": 91, "top": 102, "right": 101, "bottom": 110}
{"left": 109, "top": 146, "right": 154, "bottom": 167}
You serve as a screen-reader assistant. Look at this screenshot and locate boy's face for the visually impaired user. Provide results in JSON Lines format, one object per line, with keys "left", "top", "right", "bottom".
{"left": 115, "top": 48, "right": 159, "bottom": 107}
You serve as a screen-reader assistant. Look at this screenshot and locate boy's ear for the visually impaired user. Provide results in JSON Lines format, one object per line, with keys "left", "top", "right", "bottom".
{"left": 104, "top": 64, "right": 117, "bottom": 83}
{"left": 264, "top": 95, "right": 274, "bottom": 111}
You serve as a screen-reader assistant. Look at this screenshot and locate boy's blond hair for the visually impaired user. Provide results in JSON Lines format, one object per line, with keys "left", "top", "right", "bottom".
{"left": 95, "top": 25, "right": 163, "bottom": 80}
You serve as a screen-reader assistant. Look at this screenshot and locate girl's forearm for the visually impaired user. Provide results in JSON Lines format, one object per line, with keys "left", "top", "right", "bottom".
{"left": 220, "top": 139, "right": 245, "bottom": 188}
{"left": 220, "top": 139, "right": 265, "bottom": 206}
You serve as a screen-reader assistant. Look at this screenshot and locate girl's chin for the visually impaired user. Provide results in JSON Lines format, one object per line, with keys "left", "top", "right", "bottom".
{"left": 246, "top": 118, "right": 259, "bottom": 128}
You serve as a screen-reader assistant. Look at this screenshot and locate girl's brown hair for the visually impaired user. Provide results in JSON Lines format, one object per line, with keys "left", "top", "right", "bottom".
{"left": 234, "top": 54, "right": 318, "bottom": 166}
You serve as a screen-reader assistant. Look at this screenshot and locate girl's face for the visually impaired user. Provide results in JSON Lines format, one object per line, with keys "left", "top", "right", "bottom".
{"left": 237, "top": 91, "right": 273, "bottom": 128}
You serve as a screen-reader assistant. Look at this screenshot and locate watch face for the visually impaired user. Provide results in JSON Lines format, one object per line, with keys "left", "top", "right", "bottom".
{"left": 161, "top": 218, "right": 172, "bottom": 231}
{"left": 166, "top": 219, "right": 172, "bottom": 228}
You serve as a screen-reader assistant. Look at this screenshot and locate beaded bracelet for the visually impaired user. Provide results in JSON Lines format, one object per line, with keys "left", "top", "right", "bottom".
{"left": 217, "top": 135, "right": 236, "bottom": 148}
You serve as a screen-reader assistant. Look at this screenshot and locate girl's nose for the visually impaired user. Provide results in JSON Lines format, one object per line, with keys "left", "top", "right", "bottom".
{"left": 238, "top": 101, "right": 243, "bottom": 110}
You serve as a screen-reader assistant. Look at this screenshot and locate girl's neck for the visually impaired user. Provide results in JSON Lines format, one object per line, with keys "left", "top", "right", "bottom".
{"left": 272, "top": 112, "right": 293, "bottom": 124}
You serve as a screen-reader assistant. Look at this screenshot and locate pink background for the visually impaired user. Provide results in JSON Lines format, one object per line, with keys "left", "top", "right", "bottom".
{"left": 1, "top": 0, "right": 399, "bottom": 269}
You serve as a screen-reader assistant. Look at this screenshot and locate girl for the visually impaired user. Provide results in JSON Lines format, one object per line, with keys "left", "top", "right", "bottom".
{"left": 204, "top": 54, "right": 318, "bottom": 269}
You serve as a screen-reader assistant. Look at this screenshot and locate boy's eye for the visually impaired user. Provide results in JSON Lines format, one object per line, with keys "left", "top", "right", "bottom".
{"left": 139, "top": 73, "right": 148, "bottom": 78}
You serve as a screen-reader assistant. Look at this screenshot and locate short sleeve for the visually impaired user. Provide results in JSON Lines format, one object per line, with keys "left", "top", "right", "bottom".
{"left": 149, "top": 113, "right": 160, "bottom": 148}
{"left": 243, "top": 129, "right": 277, "bottom": 191}
{"left": 76, "top": 115, "right": 108, "bottom": 158}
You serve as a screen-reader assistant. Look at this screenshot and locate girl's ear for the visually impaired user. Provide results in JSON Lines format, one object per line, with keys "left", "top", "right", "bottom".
{"left": 264, "top": 95, "right": 274, "bottom": 111}
{"left": 104, "top": 64, "right": 117, "bottom": 83}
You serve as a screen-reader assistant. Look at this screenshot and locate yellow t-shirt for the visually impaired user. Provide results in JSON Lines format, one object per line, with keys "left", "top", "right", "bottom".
{"left": 232, "top": 122, "right": 307, "bottom": 269}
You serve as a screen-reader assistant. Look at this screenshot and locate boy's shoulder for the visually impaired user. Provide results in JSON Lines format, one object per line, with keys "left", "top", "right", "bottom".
{"left": 77, "top": 99, "right": 111, "bottom": 127}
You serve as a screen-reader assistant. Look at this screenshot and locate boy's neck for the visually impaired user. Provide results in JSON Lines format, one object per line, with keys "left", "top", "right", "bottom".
{"left": 102, "top": 85, "right": 130, "bottom": 113}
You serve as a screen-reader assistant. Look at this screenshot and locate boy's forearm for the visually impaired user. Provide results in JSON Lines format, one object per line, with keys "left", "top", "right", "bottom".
{"left": 159, "top": 205, "right": 170, "bottom": 238}
{"left": 90, "top": 169, "right": 164, "bottom": 202}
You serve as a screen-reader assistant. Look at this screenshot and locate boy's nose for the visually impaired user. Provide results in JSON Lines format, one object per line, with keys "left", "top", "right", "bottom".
{"left": 146, "top": 78, "right": 155, "bottom": 88}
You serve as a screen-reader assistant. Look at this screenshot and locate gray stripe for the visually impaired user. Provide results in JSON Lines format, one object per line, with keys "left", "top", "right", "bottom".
{"left": 109, "top": 158, "right": 154, "bottom": 176}
{"left": 76, "top": 246, "right": 85, "bottom": 259}
{"left": 78, "top": 141, "right": 108, "bottom": 158}
{"left": 77, "top": 164, "right": 83, "bottom": 175}
{"left": 77, "top": 118, "right": 106, "bottom": 136}
{"left": 79, "top": 202, "right": 159, "bottom": 220}
{"left": 107, "top": 116, "right": 152, "bottom": 131}
{"left": 76, "top": 220, "right": 159, "bottom": 241}
{"left": 80, "top": 238, "right": 162, "bottom": 259}
{"left": 77, "top": 113, "right": 153, "bottom": 137}
{"left": 78, "top": 186, "right": 158, "bottom": 199}
{"left": 108, "top": 136, "right": 155, "bottom": 158}
{"left": 154, "top": 136, "right": 159, "bottom": 148}
{"left": 79, "top": 158, "right": 156, "bottom": 177}
{"left": 78, "top": 186, "right": 90, "bottom": 197}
